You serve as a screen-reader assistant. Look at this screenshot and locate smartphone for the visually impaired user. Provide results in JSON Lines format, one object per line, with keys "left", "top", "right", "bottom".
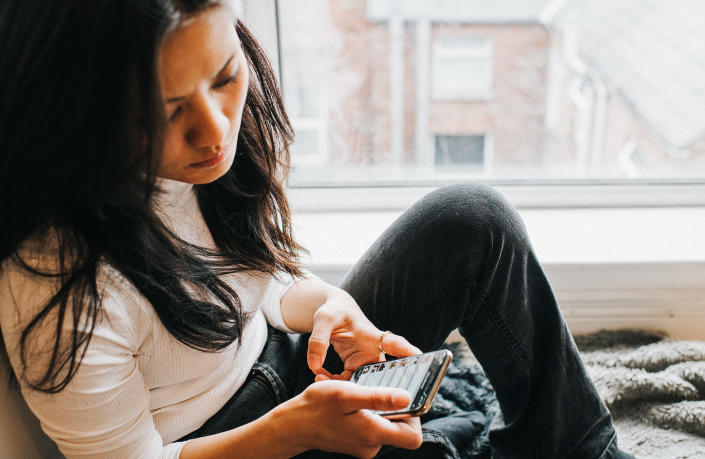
{"left": 350, "top": 349, "right": 453, "bottom": 419}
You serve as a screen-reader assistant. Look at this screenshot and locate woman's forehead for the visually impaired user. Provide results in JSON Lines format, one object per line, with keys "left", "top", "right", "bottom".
{"left": 159, "top": 5, "right": 240, "bottom": 99}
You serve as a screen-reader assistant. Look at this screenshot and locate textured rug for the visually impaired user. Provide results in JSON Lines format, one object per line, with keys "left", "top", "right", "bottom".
{"left": 577, "top": 329, "right": 705, "bottom": 459}
{"left": 431, "top": 329, "right": 705, "bottom": 458}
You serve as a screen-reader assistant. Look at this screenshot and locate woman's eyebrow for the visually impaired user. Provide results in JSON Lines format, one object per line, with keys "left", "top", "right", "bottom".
{"left": 165, "top": 54, "right": 235, "bottom": 103}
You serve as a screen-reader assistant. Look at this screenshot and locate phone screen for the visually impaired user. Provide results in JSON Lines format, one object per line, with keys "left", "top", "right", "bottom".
{"left": 351, "top": 349, "right": 452, "bottom": 417}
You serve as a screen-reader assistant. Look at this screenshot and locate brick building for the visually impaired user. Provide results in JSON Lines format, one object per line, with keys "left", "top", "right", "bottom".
{"left": 279, "top": 0, "right": 553, "bottom": 182}
{"left": 544, "top": 0, "right": 705, "bottom": 178}
{"left": 278, "top": 0, "right": 705, "bottom": 182}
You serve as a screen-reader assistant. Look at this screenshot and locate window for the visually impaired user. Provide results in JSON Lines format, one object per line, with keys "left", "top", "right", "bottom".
{"left": 244, "top": 1, "right": 705, "bottom": 340}
{"left": 434, "top": 134, "right": 488, "bottom": 173}
{"left": 245, "top": 0, "right": 705, "bottom": 206}
{"left": 431, "top": 37, "right": 493, "bottom": 101}
{"left": 286, "top": 86, "right": 328, "bottom": 166}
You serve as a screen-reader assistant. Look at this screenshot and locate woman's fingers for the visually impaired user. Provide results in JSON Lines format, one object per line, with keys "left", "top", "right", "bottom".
{"left": 313, "top": 367, "right": 334, "bottom": 381}
{"left": 307, "top": 312, "right": 338, "bottom": 372}
{"left": 296, "top": 381, "right": 422, "bottom": 454}
{"left": 366, "top": 415, "right": 423, "bottom": 450}
{"left": 380, "top": 332, "right": 422, "bottom": 358}
{"left": 384, "top": 416, "right": 423, "bottom": 450}
{"left": 315, "top": 370, "right": 351, "bottom": 382}
{"left": 308, "top": 381, "right": 410, "bottom": 413}
{"left": 331, "top": 383, "right": 411, "bottom": 413}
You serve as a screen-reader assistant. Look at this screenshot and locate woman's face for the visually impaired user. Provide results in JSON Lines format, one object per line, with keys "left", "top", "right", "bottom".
{"left": 157, "top": 5, "right": 249, "bottom": 184}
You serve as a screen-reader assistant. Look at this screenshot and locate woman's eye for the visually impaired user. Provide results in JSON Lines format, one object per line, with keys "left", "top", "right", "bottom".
{"left": 167, "top": 70, "right": 238, "bottom": 123}
{"left": 169, "top": 106, "right": 182, "bottom": 122}
{"left": 214, "top": 72, "right": 238, "bottom": 89}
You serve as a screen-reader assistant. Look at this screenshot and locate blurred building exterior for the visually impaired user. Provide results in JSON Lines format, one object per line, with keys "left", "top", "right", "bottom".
{"left": 278, "top": 0, "right": 705, "bottom": 183}
{"left": 543, "top": 0, "right": 705, "bottom": 179}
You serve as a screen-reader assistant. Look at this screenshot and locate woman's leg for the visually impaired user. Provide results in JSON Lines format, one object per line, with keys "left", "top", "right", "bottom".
{"left": 337, "top": 183, "right": 620, "bottom": 458}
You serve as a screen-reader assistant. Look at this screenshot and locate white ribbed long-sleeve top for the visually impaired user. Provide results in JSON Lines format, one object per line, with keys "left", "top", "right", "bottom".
{"left": 0, "top": 179, "right": 305, "bottom": 458}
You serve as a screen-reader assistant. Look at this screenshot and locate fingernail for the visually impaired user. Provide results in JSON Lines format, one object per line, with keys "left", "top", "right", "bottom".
{"left": 392, "top": 390, "right": 411, "bottom": 406}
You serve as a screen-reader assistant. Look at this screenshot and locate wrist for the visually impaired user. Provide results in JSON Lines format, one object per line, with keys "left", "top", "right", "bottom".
{"left": 266, "top": 398, "right": 311, "bottom": 456}
{"left": 178, "top": 399, "right": 308, "bottom": 459}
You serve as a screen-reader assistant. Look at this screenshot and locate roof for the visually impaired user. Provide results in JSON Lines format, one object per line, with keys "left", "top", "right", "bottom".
{"left": 366, "top": 0, "right": 552, "bottom": 24}
{"left": 545, "top": 0, "right": 705, "bottom": 148}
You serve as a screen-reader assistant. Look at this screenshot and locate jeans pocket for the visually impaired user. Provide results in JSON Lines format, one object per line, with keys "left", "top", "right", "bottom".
{"left": 250, "top": 362, "right": 289, "bottom": 405}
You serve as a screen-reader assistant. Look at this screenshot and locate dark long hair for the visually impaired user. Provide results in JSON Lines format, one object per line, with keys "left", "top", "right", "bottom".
{"left": 0, "top": 0, "right": 304, "bottom": 393}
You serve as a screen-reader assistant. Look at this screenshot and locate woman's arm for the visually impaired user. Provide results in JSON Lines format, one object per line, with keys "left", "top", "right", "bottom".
{"left": 1, "top": 261, "right": 420, "bottom": 459}
{"left": 280, "top": 277, "right": 349, "bottom": 333}
{"left": 279, "top": 276, "right": 422, "bottom": 381}
{"left": 0, "top": 265, "right": 185, "bottom": 458}
{"left": 179, "top": 408, "right": 302, "bottom": 459}
{"left": 181, "top": 277, "right": 423, "bottom": 458}
{"left": 180, "top": 380, "right": 421, "bottom": 459}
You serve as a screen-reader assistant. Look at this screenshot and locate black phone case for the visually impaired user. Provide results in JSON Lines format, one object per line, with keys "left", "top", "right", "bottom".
{"left": 350, "top": 349, "right": 453, "bottom": 418}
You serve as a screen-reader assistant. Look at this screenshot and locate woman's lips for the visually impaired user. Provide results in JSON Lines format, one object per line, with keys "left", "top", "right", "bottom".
{"left": 190, "top": 147, "right": 229, "bottom": 168}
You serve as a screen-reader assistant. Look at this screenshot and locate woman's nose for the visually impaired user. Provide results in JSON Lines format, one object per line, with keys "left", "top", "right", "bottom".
{"left": 187, "top": 94, "right": 230, "bottom": 149}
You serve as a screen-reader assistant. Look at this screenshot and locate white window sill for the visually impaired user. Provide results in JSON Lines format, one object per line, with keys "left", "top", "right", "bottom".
{"left": 288, "top": 183, "right": 705, "bottom": 211}
{"left": 293, "top": 206, "right": 705, "bottom": 340}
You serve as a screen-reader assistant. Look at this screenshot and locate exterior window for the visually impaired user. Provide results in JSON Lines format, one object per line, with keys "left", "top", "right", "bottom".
{"left": 287, "top": 85, "right": 321, "bottom": 119}
{"left": 286, "top": 86, "right": 327, "bottom": 166}
{"left": 273, "top": 0, "right": 705, "bottom": 184}
{"left": 434, "top": 134, "right": 487, "bottom": 172}
{"left": 432, "top": 36, "right": 493, "bottom": 101}
{"left": 291, "top": 127, "right": 323, "bottom": 161}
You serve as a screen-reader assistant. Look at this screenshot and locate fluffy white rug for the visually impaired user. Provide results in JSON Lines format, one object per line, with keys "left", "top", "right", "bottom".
{"left": 575, "top": 329, "right": 705, "bottom": 459}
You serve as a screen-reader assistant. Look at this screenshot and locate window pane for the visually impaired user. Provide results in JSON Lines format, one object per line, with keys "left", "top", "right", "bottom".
{"left": 287, "top": 86, "right": 320, "bottom": 119}
{"left": 278, "top": 0, "right": 705, "bottom": 184}
{"left": 434, "top": 135, "right": 485, "bottom": 171}
{"left": 432, "top": 36, "right": 492, "bottom": 99}
{"left": 292, "top": 128, "right": 320, "bottom": 157}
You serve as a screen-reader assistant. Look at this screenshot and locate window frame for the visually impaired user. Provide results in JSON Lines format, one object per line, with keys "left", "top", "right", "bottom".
{"left": 248, "top": 1, "right": 705, "bottom": 212}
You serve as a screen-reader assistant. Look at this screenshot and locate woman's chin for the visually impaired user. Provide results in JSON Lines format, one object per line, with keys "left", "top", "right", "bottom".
{"left": 187, "top": 161, "right": 233, "bottom": 184}
{"left": 167, "top": 150, "right": 236, "bottom": 185}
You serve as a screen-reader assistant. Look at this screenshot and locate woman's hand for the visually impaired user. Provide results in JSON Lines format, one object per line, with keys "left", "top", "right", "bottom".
{"left": 271, "top": 380, "right": 423, "bottom": 458}
{"left": 306, "top": 289, "right": 422, "bottom": 381}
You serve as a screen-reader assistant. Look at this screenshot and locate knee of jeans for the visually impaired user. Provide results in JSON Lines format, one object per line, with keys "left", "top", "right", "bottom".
{"left": 419, "top": 183, "right": 529, "bottom": 247}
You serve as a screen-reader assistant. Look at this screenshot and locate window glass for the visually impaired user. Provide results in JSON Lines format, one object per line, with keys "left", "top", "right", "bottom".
{"left": 277, "top": 0, "right": 705, "bottom": 185}
{"left": 287, "top": 86, "right": 321, "bottom": 119}
{"left": 434, "top": 135, "right": 485, "bottom": 171}
{"left": 432, "top": 37, "right": 492, "bottom": 100}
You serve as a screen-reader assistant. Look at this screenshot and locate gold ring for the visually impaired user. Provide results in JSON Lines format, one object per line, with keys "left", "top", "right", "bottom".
{"left": 378, "top": 330, "right": 392, "bottom": 353}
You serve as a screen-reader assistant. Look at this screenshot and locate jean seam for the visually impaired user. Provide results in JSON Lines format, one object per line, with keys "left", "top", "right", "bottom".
{"left": 474, "top": 293, "right": 539, "bottom": 455}
{"left": 564, "top": 416, "right": 616, "bottom": 459}
{"left": 596, "top": 431, "right": 618, "bottom": 459}
{"left": 405, "top": 272, "right": 530, "bottom": 373}
{"left": 476, "top": 292, "right": 530, "bottom": 371}
{"left": 251, "top": 362, "right": 288, "bottom": 404}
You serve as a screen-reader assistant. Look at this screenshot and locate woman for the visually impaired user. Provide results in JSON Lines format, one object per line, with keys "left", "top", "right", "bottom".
{"left": 0, "top": 1, "right": 633, "bottom": 458}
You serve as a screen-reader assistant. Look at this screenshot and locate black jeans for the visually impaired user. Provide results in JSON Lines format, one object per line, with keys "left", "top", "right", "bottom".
{"left": 179, "top": 184, "right": 621, "bottom": 458}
